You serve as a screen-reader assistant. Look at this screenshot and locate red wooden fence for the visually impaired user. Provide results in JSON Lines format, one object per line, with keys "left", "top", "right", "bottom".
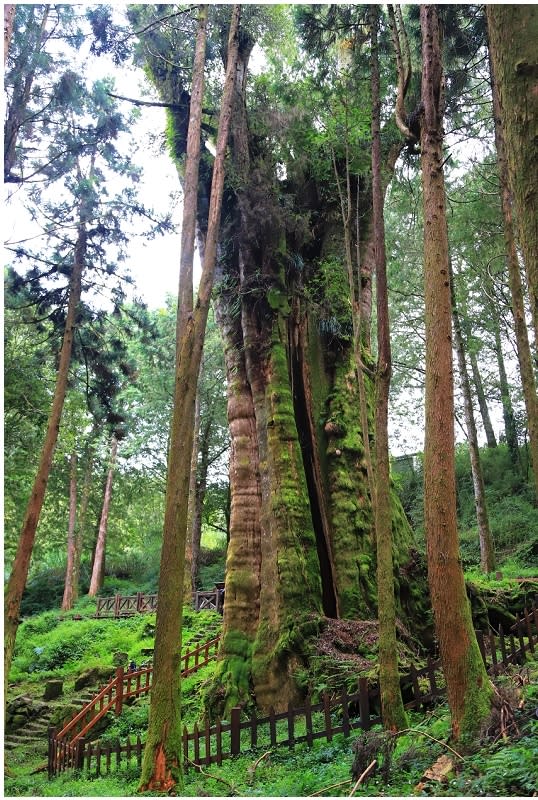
{"left": 48, "top": 636, "right": 220, "bottom": 777}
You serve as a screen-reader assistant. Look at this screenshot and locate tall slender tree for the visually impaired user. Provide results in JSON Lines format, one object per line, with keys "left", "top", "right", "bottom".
{"left": 451, "top": 265, "right": 496, "bottom": 572}
{"left": 4, "top": 215, "right": 87, "bottom": 693}
{"left": 139, "top": 6, "right": 240, "bottom": 791}
{"left": 61, "top": 451, "right": 78, "bottom": 610}
{"left": 371, "top": 4, "right": 408, "bottom": 732}
{"left": 420, "top": 4, "right": 492, "bottom": 743}
{"left": 88, "top": 435, "right": 119, "bottom": 596}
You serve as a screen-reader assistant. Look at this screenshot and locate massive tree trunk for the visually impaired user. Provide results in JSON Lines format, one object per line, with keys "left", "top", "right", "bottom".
{"left": 208, "top": 8, "right": 423, "bottom": 718}
{"left": 420, "top": 4, "right": 492, "bottom": 743}
{"left": 139, "top": 8, "right": 239, "bottom": 791}
{"left": 88, "top": 435, "right": 118, "bottom": 596}
{"left": 61, "top": 451, "right": 78, "bottom": 610}
{"left": 486, "top": 5, "right": 538, "bottom": 354}
{"left": 451, "top": 268, "right": 496, "bottom": 573}
{"left": 490, "top": 52, "right": 538, "bottom": 497}
{"left": 4, "top": 221, "right": 86, "bottom": 693}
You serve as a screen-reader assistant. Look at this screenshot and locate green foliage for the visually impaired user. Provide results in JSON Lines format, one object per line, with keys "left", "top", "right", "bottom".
{"left": 307, "top": 256, "right": 353, "bottom": 343}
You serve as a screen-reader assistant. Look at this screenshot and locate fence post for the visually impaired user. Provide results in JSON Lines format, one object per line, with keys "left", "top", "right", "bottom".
{"left": 76, "top": 737, "right": 86, "bottom": 770}
{"left": 114, "top": 593, "right": 121, "bottom": 617}
{"left": 476, "top": 630, "right": 487, "bottom": 666}
{"left": 137, "top": 592, "right": 143, "bottom": 612}
{"left": 524, "top": 608, "right": 535, "bottom": 653}
{"left": 48, "top": 726, "right": 57, "bottom": 779}
{"left": 115, "top": 666, "right": 124, "bottom": 715}
{"left": 230, "top": 707, "right": 241, "bottom": 756}
{"left": 358, "top": 677, "right": 370, "bottom": 731}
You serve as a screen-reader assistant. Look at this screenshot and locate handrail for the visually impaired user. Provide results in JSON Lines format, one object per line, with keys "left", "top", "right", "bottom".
{"left": 54, "top": 636, "right": 221, "bottom": 747}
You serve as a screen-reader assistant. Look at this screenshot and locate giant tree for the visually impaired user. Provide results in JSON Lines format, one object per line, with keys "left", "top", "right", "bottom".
{"left": 420, "top": 4, "right": 492, "bottom": 743}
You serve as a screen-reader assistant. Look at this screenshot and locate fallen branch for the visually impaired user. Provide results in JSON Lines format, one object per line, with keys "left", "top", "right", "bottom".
{"left": 185, "top": 757, "right": 238, "bottom": 793}
{"left": 393, "top": 728, "right": 464, "bottom": 761}
{"left": 308, "top": 778, "right": 352, "bottom": 796}
{"left": 247, "top": 749, "right": 271, "bottom": 784}
{"left": 349, "top": 759, "right": 377, "bottom": 796}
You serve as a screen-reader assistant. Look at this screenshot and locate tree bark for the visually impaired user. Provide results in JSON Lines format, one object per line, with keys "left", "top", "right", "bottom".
{"left": 420, "top": 4, "right": 492, "bottom": 743}
{"left": 486, "top": 5, "right": 538, "bottom": 354}
{"left": 4, "top": 3, "right": 15, "bottom": 64}
{"left": 139, "top": 7, "right": 239, "bottom": 792}
{"left": 451, "top": 268, "right": 496, "bottom": 573}
{"left": 185, "top": 389, "right": 201, "bottom": 598}
{"left": 490, "top": 50, "right": 538, "bottom": 497}
{"left": 191, "top": 415, "right": 211, "bottom": 590}
{"left": 371, "top": 4, "right": 408, "bottom": 732}
{"left": 4, "top": 221, "right": 86, "bottom": 693}
{"left": 88, "top": 435, "right": 118, "bottom": 596}
{"left": 213, "top": 289, "right": 262, "bottom": 713}
{"left": 489, "top": 299, "right": 520, "bottom": 466}
{"left": 463, "top": 323, "right": 497, "bottom": 449}
{"left": 72, "top": 438, "right": 96, "bottom": 601}
{"left": 61, "top": 451, "right": 78, "bottom": 610}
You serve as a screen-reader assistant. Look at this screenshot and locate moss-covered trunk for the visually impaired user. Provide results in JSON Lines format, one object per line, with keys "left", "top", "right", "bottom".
{"left": 209, "top": 16, "right": 425, "bottom": 716}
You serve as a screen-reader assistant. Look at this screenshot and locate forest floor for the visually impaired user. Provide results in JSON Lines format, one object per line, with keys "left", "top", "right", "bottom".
{"left": 4, "top": 610, "right": 538, "bottom": 797}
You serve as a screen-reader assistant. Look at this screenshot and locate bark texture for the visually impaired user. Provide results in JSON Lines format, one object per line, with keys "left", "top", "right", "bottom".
{"left": 487, "top": 5, "right": 538, "bottom": 353}
{"left": 420, "top": 5, "right": 492, "bottom": 743}
{"left": 490, "top": 51, "right": 538, "bottom": 497}
{"left": 4, "top": 3, "right": 15, "bottom": 63}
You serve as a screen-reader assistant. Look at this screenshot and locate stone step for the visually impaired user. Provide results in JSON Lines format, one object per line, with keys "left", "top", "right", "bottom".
{"left": 4, "top": 733, "right": 45, "bottom": 748}
{"left": 23, "top": 721, "right": 50, "bottom": 734}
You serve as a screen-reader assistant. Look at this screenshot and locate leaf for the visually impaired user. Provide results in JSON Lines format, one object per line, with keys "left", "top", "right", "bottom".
{"left": 419, "top": 754, "right": 454, "bottom": 784}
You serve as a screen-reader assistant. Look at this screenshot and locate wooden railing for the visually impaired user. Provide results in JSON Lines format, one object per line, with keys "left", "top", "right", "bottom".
{"left": 48, "top": 636, "right": 220, "bottom": 777}
{"left": 95, "top": 592, "right": 158, "bottom": 618}
{"left": 95, "top": 588, "right": 224, "bottom": 618}
{"left": 49, "top": 598, "right": 538, "bottom": 779}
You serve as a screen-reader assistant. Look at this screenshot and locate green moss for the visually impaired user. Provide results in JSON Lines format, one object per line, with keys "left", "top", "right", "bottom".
{"left": 459, "top": 646, "right": 495, "bottom": 746}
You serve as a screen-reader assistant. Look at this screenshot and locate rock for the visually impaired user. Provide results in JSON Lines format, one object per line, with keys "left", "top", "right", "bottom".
{"left": 74, "top": 665, "right": 115, "bottom": 691}
{"left": 112, "top": 651, "right": 128, "bottom": 667}
{"left": 50, "top": 703, "right": 80, "bottom": 729}
{"left": 43, "top": 680, "right": 63, "bottom": 700}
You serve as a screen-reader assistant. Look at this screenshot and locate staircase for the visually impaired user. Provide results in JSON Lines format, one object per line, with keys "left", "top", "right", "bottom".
{"left": 5, "top": 707, "right": 54, "bottom": 755}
